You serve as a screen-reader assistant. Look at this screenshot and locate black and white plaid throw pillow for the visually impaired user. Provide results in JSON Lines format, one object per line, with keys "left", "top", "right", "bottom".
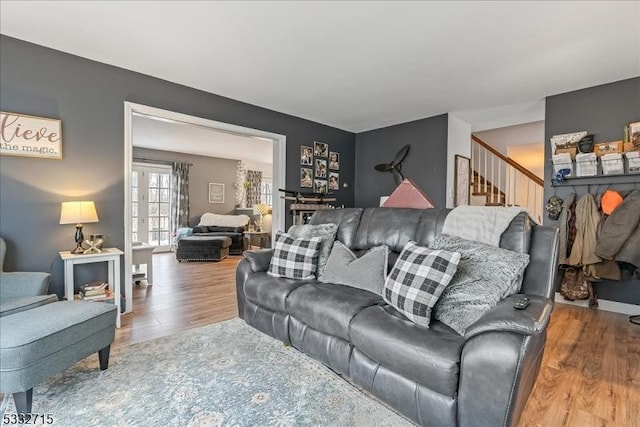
{"left": 383, "top": 241, "right": 461, "bottom": 327}
{"left": 268, "top": 232, "right": 324, "bottom": 280}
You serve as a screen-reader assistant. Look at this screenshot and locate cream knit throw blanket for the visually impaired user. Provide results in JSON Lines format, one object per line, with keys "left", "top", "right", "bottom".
{"left": 441, "top": 206, "right": 526, "bottom": 247}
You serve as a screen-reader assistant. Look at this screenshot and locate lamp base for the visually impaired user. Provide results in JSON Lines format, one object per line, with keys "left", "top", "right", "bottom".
{"left": 71, "top": 224, "right": 85, "bottom": 254}
{"left": 70, "top": 245, "right": 85, "bottom": 254}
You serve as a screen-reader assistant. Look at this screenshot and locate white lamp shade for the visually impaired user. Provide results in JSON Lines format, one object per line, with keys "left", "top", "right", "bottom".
{"left": 60, "top": 201, "right": 99, "bottom": 224}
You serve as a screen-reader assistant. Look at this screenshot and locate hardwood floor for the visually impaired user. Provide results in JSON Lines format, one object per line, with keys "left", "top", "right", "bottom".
{"left": 114, "top": 254, "right": 640, "bottom": 426}
{"left": 115, "top": 253, "right": 240, "bottom": 348}
{"left": 520, "top": 304, "right": 639, "bottom": 427}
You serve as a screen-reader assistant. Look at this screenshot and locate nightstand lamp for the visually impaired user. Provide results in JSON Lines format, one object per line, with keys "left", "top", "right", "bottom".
{"left": 253, "top": 203, "right": 271, "bottom": 232}
{"left": 60, "top": 201, "right": 99, "bottom": 254}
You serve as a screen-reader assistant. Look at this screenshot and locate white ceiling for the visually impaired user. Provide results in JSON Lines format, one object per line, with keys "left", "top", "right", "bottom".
{"left": 1, "top": 1, "right": 639, "bottom": 132}
{"left": 132, "top": 114, "right": 273, "bottom": 166}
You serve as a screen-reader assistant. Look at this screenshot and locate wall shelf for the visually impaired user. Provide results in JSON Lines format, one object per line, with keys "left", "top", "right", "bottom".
{"left": 552, "top": 173, "right": 640, "bottom": 187}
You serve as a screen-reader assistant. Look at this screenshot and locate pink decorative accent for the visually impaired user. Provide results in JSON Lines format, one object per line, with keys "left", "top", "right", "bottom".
{"left": 382, "top": 179, "right": 435, "bottom": 209}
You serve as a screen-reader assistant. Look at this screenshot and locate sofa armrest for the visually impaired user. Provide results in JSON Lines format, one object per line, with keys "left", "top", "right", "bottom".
{"left": 464, "top": 294, "right": 553, "bottom": 340}
{"left": 0, "top": 272, "right": 50, "bottom": 300}
{"left": 458, "top": 295, "right": 553, "bottom": 427}
{"left": 243, "top": 249, "right": 274, "bottom": 273}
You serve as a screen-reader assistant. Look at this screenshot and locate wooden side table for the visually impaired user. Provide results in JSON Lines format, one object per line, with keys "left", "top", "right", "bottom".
{"left": 59, "top": 248, "right": 124, "bottom": 328}
{"left": 244, "top": 231, "right": 270, "bottom": 249}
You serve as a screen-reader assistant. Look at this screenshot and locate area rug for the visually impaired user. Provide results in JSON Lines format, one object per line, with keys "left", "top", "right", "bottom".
{"left": 1, "top": 318, "right": 413, "bottom": 426}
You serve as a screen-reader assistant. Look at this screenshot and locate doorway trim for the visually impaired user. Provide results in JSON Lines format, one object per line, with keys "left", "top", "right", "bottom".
{"left": 123, "top": 101, "right": 286, "bottom": 314}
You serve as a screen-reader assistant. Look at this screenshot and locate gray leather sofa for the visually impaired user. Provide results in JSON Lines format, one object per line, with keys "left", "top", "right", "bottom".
{"left": 236, "top": 208, "right": 559, "bottom": 427}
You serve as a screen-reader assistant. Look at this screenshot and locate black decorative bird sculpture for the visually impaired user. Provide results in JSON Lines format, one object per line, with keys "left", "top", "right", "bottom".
{"left": 374, "top": 144, "right": 410, "bottom": 185}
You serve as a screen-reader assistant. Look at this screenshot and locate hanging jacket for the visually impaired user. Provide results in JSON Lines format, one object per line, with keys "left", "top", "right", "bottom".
{"left": 567, "top": 193, "right": 620, "bottom": 280}
{"left": 596, "top": 190, "right": 640, "bottom": 268}
{"left": 558, "top": 193, "right": 576, "bottom": 265}
{"left": 567, "top": 193, "right": 602, "bottom": 267}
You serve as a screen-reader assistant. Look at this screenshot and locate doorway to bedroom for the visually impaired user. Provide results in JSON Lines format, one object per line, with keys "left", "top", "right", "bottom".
{"left": 122, "top": 102, "right": 285, "bottom": 343}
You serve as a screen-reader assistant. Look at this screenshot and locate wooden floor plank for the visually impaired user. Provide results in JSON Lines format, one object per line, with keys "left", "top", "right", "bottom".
{"left": 113, "top": 253, "right": 640, "bottom": 426}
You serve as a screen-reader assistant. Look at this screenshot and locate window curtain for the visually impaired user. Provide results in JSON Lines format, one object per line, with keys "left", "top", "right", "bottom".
{"left": 246, "top": 170, "right": 262, "bottom": 208}
{"left": 171, "top": 162, "right": 190, "bottom": 240}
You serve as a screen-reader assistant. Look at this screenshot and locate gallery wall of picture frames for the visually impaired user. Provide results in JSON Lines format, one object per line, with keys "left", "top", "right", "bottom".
{"left": 300, "top": 141, "right": 340, "bottom": 193}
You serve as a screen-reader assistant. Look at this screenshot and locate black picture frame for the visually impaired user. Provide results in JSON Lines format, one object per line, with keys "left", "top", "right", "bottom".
{"left": 301, "top": 145, "right": 313, "bottom": 166}
{"left": 329, "top": 151, "right": 340, "bottom": 170}
{"left": 300, "top": 167, "right": 313, "bottom": 188}
{"left": 328, "top": 171, "right": 339, "bottom": 190}
{"left": 314, "top": 141, "right": 328, "bottom": 158}
{"left": 315, "top": 158, "right": 327, "bottom": 178}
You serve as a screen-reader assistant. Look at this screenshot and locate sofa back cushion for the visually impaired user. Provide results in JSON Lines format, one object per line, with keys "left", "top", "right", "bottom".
{"left": 414, "top": 209, "right": 450, "bottom": 247}
{"left": 498, "top": 212, "right": 532, "bottom": 254}
{"left": 312, "top": 207, "right": 532, "bottom": 257}
{"left": 353, "top": 208, "right": 424, "bottom": 253}
{"left": 193, "top": 225, "right": 245, "bottom": 234}
{"left": 309, "top": 208, "right": 363, "bottom": 248}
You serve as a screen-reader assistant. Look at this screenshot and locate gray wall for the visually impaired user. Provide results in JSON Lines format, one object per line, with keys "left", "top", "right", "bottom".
{"left": 544, "top": 77, "right": 640, "bottom": 305}
{"left": 0, "top": 35, "right": 355, "bottom": 297}
{"left": 354, "top": 114, "right": 448, "bottom": 208}
{"left": 132, "top": 147, "right": 239, "bottom": 217}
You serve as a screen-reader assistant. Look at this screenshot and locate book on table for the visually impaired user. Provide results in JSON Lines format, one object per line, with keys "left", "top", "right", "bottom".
{"left": 79, "top": 281, "right": 110, "bottom": 299}
{"left": 79, "top": 290, "right": 114, "bottom": 302}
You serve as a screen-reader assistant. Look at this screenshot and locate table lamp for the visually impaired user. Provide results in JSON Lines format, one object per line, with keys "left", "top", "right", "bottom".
{"left": 60, "top": 201, "right": 99, "bottom": 254}
{"left": 253, "top": 203, "right": 271, "bottom": 232}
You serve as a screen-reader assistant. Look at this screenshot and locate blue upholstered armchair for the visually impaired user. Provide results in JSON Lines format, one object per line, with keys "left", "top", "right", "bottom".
{"left": 0, "top": 237, "right": 57, "bottom": 317}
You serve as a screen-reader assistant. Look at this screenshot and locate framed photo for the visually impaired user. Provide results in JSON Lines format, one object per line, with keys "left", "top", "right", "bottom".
{"left": 315, "top": 158, "right": 327, "bottom": 178}
{"left": 329, "top": 151, "right": 340, "bottom": 170}
{"left": 301, "top": 145, "right": 313, "bottom": 166}
{"left": 208, "top": 183, "right": 225, "bottom": 203}
{"left": 328, "top": 171, "right": 339, "bottom": 191}
{"left": 454, "top": 155, "right": 470, "bottom": 207}
{"left": 300, "top": 167, "right": 313, "bottom": 188}
{"left": 314, "top": 179, "right": 328, "bottom": 194}
{"left": 314, "top": 141, "right": 328, "bottom": 158}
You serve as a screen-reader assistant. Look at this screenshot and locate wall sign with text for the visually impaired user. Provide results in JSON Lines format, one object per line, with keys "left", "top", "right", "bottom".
{"left": 0, "top": 111, "right": 62, "bottom": 159}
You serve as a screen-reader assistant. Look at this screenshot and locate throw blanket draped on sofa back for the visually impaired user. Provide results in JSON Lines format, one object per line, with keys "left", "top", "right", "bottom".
{"left": 196, "top": 213, "right": 250, "bottom": 228}
{"left": 309, "top": 207, "right": 550, "bottom": 297}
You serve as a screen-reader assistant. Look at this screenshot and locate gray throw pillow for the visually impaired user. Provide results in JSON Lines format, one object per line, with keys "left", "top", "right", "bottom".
{"left": 428, "top": 234, "right": 530, "bottom": 335}
{"left": 288, "top": 223, "right": 338, "bottom": 277}
{"left": 319, "top": 241, "right": 388, "bottom": 295}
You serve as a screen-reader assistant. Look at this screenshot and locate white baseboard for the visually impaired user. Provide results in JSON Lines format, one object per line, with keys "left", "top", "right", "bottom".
{"left": 554, "top": 292, "right": 640, "bottom": 316}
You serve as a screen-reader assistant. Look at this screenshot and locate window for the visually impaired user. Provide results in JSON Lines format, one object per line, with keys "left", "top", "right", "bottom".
{"left": 260, "top": 178, "right": 273, "bottom": 206}
{"left": 132, "top": 164, "right": 172, "bottom": 250}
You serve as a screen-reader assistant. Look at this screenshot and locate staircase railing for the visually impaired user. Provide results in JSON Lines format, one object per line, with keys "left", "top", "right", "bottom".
{"left": 471, "top": 135, "right": 544, "bottom": 223}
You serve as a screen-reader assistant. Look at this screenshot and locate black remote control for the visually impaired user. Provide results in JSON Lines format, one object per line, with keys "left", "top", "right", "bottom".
{"left": 513, "top": 297, "right": 530, "bottom": 310}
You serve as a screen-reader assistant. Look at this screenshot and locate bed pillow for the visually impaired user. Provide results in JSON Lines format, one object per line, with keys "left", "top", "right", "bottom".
{"left": 319, "top": 241, "right": 388, "bottom": 295}
{"left": 428, "top": 234, "right": 531, "bottom": 335}
{"left": 267, "top": 232, "right": 323, "bottom": 280}
{"left": 288, "top": 224, "right": 338, "bottom": 277}
{"left": 383, "top": 241, "right": 461, "bottom": 328}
